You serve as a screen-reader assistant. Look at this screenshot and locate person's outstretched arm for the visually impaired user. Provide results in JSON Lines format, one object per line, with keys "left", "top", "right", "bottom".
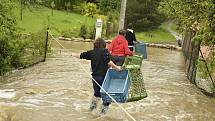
{"left": 71, "top": 51, "right": 91, "bottom": 60}
{"left": 71, "top": 53, "right": 80, "bottom": 58}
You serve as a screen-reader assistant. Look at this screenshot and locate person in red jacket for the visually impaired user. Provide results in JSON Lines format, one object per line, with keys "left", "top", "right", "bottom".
{"left": 108, "top": 30, "right": 133, "bottom": 66}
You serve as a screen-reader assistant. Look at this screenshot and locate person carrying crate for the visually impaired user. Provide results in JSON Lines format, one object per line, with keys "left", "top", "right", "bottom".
{"left": 71, "top": 38, "right": 121, "bottom": 115}
{"left": 108, "top": 30, "right": 133, "bottom": 66}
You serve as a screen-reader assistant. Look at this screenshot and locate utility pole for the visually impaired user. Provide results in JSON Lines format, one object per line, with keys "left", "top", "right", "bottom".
{"left": 118, "top": 0, "right": 127, "bottom": 31}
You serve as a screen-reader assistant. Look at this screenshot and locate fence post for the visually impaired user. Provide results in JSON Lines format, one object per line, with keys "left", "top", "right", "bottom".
{"left": 43, "top": 28, "right": 49, "bottom": 62}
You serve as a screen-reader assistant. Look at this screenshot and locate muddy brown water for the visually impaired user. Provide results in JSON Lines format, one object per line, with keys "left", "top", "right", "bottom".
{"left": 0, "top": 41, "right": 215, "bottom": 121}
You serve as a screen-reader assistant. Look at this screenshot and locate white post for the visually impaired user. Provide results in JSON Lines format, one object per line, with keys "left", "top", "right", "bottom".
{"left": 118, "top": 0, "right": 127, "bottom": 31}
{"left": 95, "top": 19, "right": 103, "bottom": 40}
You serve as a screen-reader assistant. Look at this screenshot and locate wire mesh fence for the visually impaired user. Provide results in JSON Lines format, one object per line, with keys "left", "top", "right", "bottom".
{"left": 0, "top": 29, "right": 50, "bottom": 76}
{"left": 182, "top": 30, "right": 215, "bottom": 95}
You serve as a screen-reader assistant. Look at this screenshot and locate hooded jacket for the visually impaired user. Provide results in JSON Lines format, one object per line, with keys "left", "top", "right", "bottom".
{"left": 108, "top": 35, "right": 133, "bottom": 56}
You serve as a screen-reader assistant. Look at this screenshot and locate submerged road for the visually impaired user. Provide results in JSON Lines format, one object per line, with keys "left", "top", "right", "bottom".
{"left": 0, "top": 41, "right": 215, "bottom": 121}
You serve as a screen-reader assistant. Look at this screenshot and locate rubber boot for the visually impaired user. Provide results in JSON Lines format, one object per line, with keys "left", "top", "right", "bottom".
{"left": 100, "top": 104, "right": 109, "bottom": 115}
{"left": 89, "top": 96, "right": 100, "bottom": 111}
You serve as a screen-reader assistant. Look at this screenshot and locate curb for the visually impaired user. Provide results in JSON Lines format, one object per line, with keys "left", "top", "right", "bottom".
{"left": 58, "top": 37, "right": 93, "bottom": 42}
{"left": 145, "top": 43, "right": 182, "bottom": 51}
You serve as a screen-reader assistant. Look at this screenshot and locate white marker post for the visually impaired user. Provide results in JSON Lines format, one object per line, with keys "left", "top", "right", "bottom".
{"left": 95, "top": 19, "right": 102, "bottom": 40}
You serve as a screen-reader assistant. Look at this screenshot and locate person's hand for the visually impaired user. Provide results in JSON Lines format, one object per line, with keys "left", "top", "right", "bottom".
{"left": 115, "top": 66, "right": 122, "bottom": 72}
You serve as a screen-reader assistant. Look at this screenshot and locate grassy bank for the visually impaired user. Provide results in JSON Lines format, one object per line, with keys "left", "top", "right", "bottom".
{"left": 14, "top": 5, "right": 95, "bottom": 36}
{"left": 13, "top": 4, "right": 176, "bottom": 44}
{"left": 136, "top": 23, "right": 176, "bottom": 44}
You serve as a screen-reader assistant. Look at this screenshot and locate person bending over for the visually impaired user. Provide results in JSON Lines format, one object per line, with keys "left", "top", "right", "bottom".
{"left": 108, "top": 29, "right": 133, "bottom": 66}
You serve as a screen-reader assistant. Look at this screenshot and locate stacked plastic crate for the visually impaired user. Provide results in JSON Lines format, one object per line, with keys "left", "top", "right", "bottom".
{"left": 123, "top": 55, "right": 147, "bottom": 102}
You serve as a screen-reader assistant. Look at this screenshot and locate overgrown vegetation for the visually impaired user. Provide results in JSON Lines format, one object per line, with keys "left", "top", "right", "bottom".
{"left": 159, "top": 0, "right": 215, "bottom": 82}
{"left": 0, "top": 0, "right": 50, "bottom": 75}
{"left": 0, "top": 0, "right": 18, "bottom": 75}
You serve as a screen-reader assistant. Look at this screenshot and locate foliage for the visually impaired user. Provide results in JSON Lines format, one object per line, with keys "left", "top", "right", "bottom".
{"left": 87, "top": 25, "right": 95, "bottom": 39}
{"left": 126, "top": 0, "right": 165, "bottom": 31}
{"left": 197, "top": 59, "right": 215, "bottom": 79}
{"left": 11, "top": 28, "right": 50, "bottom": 68}
{"left": 159, "top": 0, "right": 214, "bottom": 45}
{"left": 0, "top": 0, "right": 51, "bottom": 75}
{"left": 78, "top": 2, "right": 98, "bottom": 17}
{"left": 159, "top": 0, "right": 215, "bottom": 78}
{"left": 61, "top": 29, "right": 78, "bottom": 38}
{"left": 79, "top": 24, "right": 87, "bottom": 39}
{"left": 0, "top": 0, "right": 17, "bottom": 75}
{"left": 40, "top": 0, "right": 84, "bottom": 10}
{"left": 99, "top": 0, "right": 120, "bottom": 15}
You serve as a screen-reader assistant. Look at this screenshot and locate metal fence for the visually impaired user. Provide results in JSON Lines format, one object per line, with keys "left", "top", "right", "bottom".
{"left": 0, "top": 29, "right": 50, "bottom": 76}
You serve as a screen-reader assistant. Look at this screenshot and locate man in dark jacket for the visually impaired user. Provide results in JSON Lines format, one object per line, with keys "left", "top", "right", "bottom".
{"left": 125, "top": 23, "right": 137, "bottom": 51}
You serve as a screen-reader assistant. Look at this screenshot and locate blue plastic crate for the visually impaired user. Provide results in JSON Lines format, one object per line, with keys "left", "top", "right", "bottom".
{"left": 100, "top": 69, "right": 130, "bottom": 103}
{"left": 135, "top": 42, "right": 147, "bottom": 59}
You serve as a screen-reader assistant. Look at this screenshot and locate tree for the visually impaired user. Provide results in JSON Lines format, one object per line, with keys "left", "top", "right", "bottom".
{"left": 0, "top": 0, "right": 17, "bottom": 75}
{"left": 126, "top": 0, "right": 165, "bottom": 31}
{"left": 159, "top": 0, "right": 215, "bottom": 81}
{"left": 51, "top": 1, "right": 55, "bottom": 16}
{"left": 80, "top": 2, "right": 97, "bottom": 17}
{"left": 99, "top": 0, "right": 120, "bottom": 15}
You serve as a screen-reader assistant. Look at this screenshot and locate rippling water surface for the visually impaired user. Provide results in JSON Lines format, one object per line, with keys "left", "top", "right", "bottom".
{"left": 0, "top": 41, "right": 215, "bottom": 121}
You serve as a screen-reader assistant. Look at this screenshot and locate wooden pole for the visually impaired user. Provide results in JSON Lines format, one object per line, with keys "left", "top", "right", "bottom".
{"left": 44, "top": 29, "right": 49, "bottom": 62}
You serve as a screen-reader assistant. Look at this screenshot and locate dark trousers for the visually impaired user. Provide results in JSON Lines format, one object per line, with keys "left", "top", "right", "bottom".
{"left": 111, "top": 56, "right": 125, "bottom": 66}
{"left": 92, "top": 75, "right": 110, "bottom": 106}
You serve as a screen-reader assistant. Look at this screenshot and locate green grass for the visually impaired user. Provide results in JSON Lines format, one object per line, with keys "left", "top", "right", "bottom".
{"left": 136, "top": 23, "right": 176, "bottom": 44}
{"left": 170, "top": 23, "right": 179, "bottom": 33}
{"left": 14, "top": 5, "right": 95, "bottom": 36}
{"left": 13, "top": 4, "right": 176, "bottom": 43}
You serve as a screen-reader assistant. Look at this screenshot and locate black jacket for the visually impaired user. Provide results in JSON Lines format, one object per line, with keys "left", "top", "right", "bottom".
{"left": 80, "top": 48, "right": 111, "bottom": 76}
{"left": 125, "top": 29, "right": 137, "bottom": 46}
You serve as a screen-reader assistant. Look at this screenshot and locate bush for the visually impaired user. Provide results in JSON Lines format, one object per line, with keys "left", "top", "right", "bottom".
{"left": 61, "top": 29, "right": 79, "bottom": 38}
{"left": 78, "top": 2, "right": 97, "bottom": 17}
{"left": 79, "top": 24, "right": 87, "bottom": 39}
{"left": 0, "top": 0, "right": 17, "bottom": 75}
{"left": 87, "top": 26, "right": 95, "bottom": 39}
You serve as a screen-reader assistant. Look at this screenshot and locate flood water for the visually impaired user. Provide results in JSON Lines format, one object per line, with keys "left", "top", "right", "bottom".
{"left": 0, "top": 41, "right": 215, "bottom": 121}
